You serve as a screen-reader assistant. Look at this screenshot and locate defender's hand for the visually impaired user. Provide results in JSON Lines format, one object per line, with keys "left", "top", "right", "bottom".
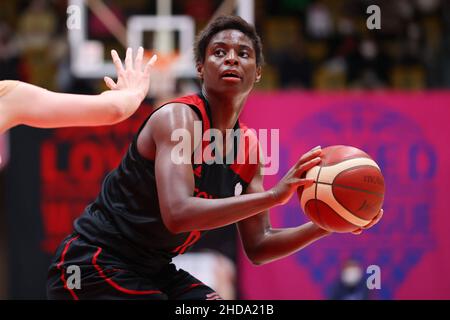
{"left": 104, "top": 47, "right": 157, "bottom": 101}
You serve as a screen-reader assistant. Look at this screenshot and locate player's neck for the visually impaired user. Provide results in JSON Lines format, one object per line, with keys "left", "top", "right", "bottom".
{"left": 202, "top": 88, "right": 247, "bottom": 134}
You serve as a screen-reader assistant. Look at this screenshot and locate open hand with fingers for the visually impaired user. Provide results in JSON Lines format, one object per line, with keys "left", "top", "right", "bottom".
{"left": 103, "top": 47, "right": 157, "bottom": 115}
{"left": 270, "top": 145, "right": 323, "bottom": 205}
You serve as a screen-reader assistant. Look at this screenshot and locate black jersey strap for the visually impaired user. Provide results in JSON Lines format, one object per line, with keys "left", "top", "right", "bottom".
{"left": 130, "top": 93, "right": 210, "bottom": 165}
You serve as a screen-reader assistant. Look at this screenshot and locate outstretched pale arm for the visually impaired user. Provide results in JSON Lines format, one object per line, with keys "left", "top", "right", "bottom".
{"left": 0, "top": 47, "right": 157, "bottom": 134}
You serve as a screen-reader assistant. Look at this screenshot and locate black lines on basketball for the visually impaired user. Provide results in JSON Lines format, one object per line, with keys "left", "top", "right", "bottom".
{"left": 299, "top": 145, "right": 385, "bottom": 233}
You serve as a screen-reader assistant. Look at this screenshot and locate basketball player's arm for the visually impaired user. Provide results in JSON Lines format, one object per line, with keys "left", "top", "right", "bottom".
{"left": 0, "top": 48, "right": 157, "bottom": 134}
{"left": 236, "top": 160, "right": 332, "bottom": 266}
{"left": 237, "top": 160, "right": 385, "bottom": 265}
{"left": 149, "top": 105, "right": 322, "bottom": 234}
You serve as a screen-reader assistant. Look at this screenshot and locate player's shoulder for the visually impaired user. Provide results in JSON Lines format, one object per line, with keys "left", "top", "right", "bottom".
{"left": 154, "top": 93, "right": 203, "bottom": 116}
{"left": 151, "top": 101, "right": 200, "bottom": 124}
{"left": 143, "top": 100, "right": 201, "bottom": 145}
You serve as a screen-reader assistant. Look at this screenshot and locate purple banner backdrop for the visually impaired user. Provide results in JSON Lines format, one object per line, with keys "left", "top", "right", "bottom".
{"left": 239, "top": 91, "right": 450, "bottom": 299}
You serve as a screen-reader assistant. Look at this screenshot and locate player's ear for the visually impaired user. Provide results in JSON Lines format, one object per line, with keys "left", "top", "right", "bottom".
{"left": 196, "top": 62, "right": 204, "bottom": 80}
{"left": 255, "top": 65, "right": 262, "bottom": 83}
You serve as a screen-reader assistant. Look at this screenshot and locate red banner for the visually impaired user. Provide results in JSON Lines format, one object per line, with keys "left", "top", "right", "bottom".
{"left": 38, "top": 105, "right": 153, "bottom": 253}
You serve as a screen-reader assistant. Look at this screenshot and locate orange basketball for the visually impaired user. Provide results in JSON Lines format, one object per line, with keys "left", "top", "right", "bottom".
{"left": 299, "top": 145, "right": 385, "bottom": 233}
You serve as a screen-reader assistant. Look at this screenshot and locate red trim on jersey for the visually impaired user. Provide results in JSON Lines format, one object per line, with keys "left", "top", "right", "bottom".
{"left": 169, "top": 95, "right": 211, "bottom": 132}
{"left": 172, "top": 230, "right": 201, "bottom": 255}
{"left": 189, "top": 283, "right": 203, "bottom": 289}
{"left": 166, "top": 94, "right": 212, "bottom": 164}
{"left": 57, "top": 235, "right": 80, "bottom": 300}
{"left": 171, "top": 282, "right": 205, "bottom": 299}
{"left": 229, "top": 123, "right": 259, "bottom": 183}
{"left": 164, "top": 95, "right": 259, "bottom": 184}
{"left": 193, "top": 165, "right": 202, "bottom": 178}
{"left": 92, "top": 247, "right": 162, "bottom": 295}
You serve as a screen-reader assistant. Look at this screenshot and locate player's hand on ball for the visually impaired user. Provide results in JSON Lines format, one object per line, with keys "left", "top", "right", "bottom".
{"left": 270, "top": 146, "right": 322, "bottom": 205}
{"left": 104, "top": 47, "right": 158, "bottom": 101}
{"left": 352, "top": 208, "right": 384, "bottom": 235}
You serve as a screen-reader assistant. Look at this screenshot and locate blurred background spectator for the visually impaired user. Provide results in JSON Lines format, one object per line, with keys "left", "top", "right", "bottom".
{"left": 328, "top": 259, "right": 370, "bottom": 300}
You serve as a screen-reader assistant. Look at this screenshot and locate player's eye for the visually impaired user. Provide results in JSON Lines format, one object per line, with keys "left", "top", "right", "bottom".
{"left": 240, "top": 51, "right": 250, "bottom": 58}
{"left": 214, "top": 49, "right": 226, "bottom": 57}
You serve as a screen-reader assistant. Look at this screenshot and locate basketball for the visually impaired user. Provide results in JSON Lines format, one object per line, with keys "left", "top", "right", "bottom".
{"left": 299, "top": 145, "right": 385, "bottom": 233}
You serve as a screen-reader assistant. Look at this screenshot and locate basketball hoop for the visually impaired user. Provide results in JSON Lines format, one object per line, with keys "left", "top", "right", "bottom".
{"left": 144, "top": 50, "right": 180, "bottom": 99}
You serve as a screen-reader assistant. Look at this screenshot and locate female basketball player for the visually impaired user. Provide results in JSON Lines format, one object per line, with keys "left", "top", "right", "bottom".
{"left": 0, "top": 47, "right": 157, "bottom": 134}
{"left": 47, "top": 16, "right": 383, "bottom": 300}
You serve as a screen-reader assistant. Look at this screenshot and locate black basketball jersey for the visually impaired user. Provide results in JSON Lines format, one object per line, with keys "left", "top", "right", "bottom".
{"left": 74, "top": 93, "right": 259, "bottom": 276}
